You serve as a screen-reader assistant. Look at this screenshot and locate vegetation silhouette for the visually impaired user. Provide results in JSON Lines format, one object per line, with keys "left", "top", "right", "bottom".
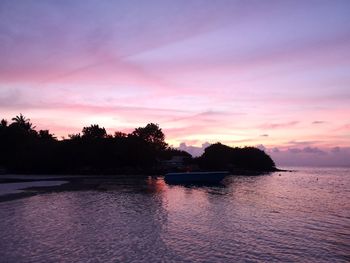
{"left": 196, "top": 143, "right": 276, "bottom": 173}
{"left": 0, "top": 114, "right": 276, "bottom": 174}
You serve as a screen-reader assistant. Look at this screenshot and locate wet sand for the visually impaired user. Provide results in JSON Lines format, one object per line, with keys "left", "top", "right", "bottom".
{"left": 0, "top": 174, "right": 151, "bottom": 202}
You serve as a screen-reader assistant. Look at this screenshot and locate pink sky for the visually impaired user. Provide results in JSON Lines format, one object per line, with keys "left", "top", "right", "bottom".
{"left": 1, "top": 0, "right": 350, "bottom": 166}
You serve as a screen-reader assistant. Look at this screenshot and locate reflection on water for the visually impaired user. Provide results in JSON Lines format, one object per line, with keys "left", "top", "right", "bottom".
{"left": 0, "top": 167, "right": 349, "bottom": 262}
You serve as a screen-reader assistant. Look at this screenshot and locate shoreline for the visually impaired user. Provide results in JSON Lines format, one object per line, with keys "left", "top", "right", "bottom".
{"left": 0, "top": 174, "right": 154, "bottom": 203}
{"left": 0, "top": 169, "right": 291, "bottom": 203}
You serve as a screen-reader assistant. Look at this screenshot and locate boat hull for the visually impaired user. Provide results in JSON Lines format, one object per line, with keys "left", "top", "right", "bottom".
{"left": 164, "top": 171, "right": 229, "bottom": 184}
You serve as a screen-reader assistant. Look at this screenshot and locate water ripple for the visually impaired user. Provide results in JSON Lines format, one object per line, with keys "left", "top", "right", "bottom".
{"left": 0, "top": 167, "right": 349, "bottom": 262}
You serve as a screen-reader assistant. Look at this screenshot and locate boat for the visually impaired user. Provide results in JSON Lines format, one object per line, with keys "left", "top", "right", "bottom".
{"left": 164, "top": 171, "right": 229, "bottom": 184}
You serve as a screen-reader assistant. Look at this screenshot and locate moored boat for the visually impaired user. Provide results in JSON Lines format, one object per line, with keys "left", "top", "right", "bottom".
{"left": 164, "top": 171, "right": 229, "bottom": 184}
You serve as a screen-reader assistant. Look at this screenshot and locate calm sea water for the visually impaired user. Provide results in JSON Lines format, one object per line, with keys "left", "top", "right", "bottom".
{"left": 0, "top": 167, "right": 349, "bottom": 263}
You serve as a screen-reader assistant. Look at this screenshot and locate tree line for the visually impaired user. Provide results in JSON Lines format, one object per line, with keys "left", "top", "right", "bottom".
{"left": 0, "top": 114, "right": 276, "bottom": 174}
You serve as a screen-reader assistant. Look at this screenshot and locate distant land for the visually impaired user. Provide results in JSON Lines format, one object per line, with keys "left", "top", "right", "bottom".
{"left": 0, "top": 114, "right": 277, "bottom": 175}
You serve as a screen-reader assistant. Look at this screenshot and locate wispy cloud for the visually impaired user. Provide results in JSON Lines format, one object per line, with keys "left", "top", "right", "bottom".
{"left": 1, "top": 0, "right": 350, "bottom": 159}
{"left": 287, "top": 140, "right": 321, "bottom": 146}
{"left": 260, "top": 121, "right": 299, "bottom": 129}
{"left": 333, "top": 124, "right": 350, "bottom": 132}
{"left": 312, "top": 121, "right": 325, "bottom": 124}
{"left": 288, "top": 147, "right": 326, "bottom": 155}
{"left": 268, "top": 146, "right": 350, "bottom": 167}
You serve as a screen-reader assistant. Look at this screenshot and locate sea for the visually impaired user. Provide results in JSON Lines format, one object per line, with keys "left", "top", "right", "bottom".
{"left": 0, "top": 167, "right": 349, "bottom": 262}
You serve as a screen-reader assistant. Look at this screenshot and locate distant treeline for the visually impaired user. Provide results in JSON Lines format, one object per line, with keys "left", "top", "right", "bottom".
{"left": 0, "top": 114, "right": 276, "bottom": 174}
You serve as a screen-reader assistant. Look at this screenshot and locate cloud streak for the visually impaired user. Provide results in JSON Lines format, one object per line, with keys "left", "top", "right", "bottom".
{"left": 1, "top": 0, "right": 350, "bottom": 166}
{"left": 260, "top": 121, "right": 299, "bottom": 129}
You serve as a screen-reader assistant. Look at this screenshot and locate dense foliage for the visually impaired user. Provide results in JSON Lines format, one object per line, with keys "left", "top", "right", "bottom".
{"left": 197, "top": 143, "right": 276, "bottom": 172}
{"left": 0, "top": 114, "right": 276, "bottom": 174}
{"left": 0, "top": 114, "right": 186, "bottom": 174}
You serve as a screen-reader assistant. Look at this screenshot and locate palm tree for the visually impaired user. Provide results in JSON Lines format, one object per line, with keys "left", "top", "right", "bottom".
{"left": 11, "top": 114, "right": 35, "bottom": 132}
{"left": 12, "top": 113, "right": 28, "bottom": 125}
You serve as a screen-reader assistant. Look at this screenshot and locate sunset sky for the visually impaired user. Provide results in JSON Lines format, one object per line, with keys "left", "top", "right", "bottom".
{"left": 1, "top": 0, "right": 350, "bottom": 166}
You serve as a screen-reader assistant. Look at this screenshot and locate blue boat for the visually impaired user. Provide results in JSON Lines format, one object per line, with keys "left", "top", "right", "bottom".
{"left": 164, "top": 171, "right": 229, "bottom": 184}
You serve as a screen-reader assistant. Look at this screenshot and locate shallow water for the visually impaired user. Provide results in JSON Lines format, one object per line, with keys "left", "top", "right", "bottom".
{"left": 0, "top": 167, "right": 349, "bottom": 262}
{"left": 0, "top": 180, "right": 68, "bottom": 196}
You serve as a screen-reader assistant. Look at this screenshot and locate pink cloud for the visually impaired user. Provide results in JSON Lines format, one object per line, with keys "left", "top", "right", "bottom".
{"left": 260, "top": 121, "right": 299, "bottom": 129}
{"left": 1, "top": 0, "right": 350, "bottom": 167}
{"left": 268, "top": 146, "right": 350, "bottom": 167}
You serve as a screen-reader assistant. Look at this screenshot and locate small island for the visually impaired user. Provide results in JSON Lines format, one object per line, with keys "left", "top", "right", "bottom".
{"left": 0, "top": 114, "right": 278, "bottom": 175}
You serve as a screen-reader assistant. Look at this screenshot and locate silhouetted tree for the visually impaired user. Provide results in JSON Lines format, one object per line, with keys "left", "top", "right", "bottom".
{"left": 82, "top": 124, "right": 107, "bottom": 139}
{"left": 38, "top": 130, "right": 56, "bottom": 141}
{"left": 131, "top": 123, "right": 167, "bottom": 151}
{"left": 114, "top": 131, "right": 127, "bottom": 138}
{"left": 0, "top": 114, "right": 278, "bottom": 175}
{"left": 198, "top": 143, "right": 276, "bottom": 172}
{"left": 160, "top": 147, "right": 192, "bottom": 160}
{"left": 68, "top": 133, "right": 81, "bottom": 140}
{"left": 10, "top": 114, "right": 35, "bottom": 132}
{"left": 0, "top": 119, "right": 8, "bottom": 128}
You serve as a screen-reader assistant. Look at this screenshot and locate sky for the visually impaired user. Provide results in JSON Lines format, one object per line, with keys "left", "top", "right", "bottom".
{"left": 1, "top": 0, "right": 350, "bottom": 166}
